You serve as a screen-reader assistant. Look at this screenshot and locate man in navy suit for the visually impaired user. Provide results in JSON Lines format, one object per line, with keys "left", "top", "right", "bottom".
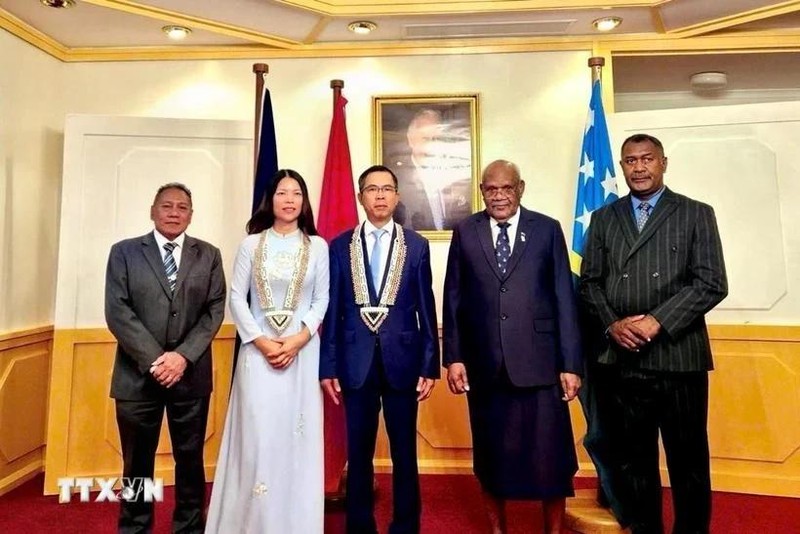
{"left": 579, "top": 134, "right": 727, "bottom": 534}
{"left": 320, "top": 165, "right": 440, "bottom": 534}
{"left": 105, "top": 183, "right": 226, "bottom": 533}
{"left": 443, "top": 160, "right": 583, "bottom": 534}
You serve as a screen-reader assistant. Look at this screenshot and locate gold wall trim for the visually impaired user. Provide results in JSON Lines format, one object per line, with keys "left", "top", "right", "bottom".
{"left": 666, "top": 1, "right": 800, "bottom": 38}
{"left": 56, "top": 324, "right": 237, "bottom": 343}
{"left": 604, "top": 30, "right": 800, "bottom": 55}
{"left": 0, "top": 458, "right": 44, "bottom": 498}
{"left": 709, "top": 324, "right": 800, "bottom": 342}
{"left": 303, "top": 16, "right": 332, "bottom": 45}
{"left": 277, "top": 0, "right": 659, "bottom": 17}
{"left": 0, "top": 325, "right": 54, "bottom": 347}
{"left": 11, "top": 29, "right": 799, "bottom": 63}
{"left": 59, "top": 37, "right": 598, "bottom": 63}
{"left": 0, "top": 8, "right": 67, "bottom": 61}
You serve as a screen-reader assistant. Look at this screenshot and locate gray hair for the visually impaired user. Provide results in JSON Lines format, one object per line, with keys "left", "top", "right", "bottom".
{"left": 482, "top": 160, "right": 521, "bottom": 183}
{"left": 153, "top": 182, "right": 192, "bottom": 206}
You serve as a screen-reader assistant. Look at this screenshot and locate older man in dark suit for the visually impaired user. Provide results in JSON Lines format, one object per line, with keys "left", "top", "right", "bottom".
{"left": 579, "top": 133, "right": 728, "bottom": 534}
{"left": 443, "top": 159, "right": 583, "bottom": 534}
{"left": 105, "top": 182, "right": 226, "bottom": 533}
{"left": 320, "top": 165, "right": 439, "bottom": 534}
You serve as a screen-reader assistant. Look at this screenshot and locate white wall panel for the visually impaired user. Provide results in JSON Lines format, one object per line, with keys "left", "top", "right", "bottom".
{"left": 609, "top": 101, "right": 800, "bottom": 324}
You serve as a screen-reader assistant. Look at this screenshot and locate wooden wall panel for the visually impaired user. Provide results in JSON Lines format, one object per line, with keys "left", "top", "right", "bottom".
{"left": 374, "top": 325, "right": 800, "bottom": 498}
{"left": 43, "top": 326, "right": 235, "bottom": 495}
{"left": 4, "top": 323, "right": 794, "bottom": 498}
{"left": 707, "top": 325, "right": 800, "bottom": 497}
{"left": 0, "top": 326, "right": 53, "bottom": 497}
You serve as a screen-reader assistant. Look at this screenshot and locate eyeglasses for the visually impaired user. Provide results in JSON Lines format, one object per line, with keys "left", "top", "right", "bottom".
{"left": 481, "top": 185, "right": 517, "bottom": 198}
{"left": 361, "top": 185, "right": 397, "bottom": 195}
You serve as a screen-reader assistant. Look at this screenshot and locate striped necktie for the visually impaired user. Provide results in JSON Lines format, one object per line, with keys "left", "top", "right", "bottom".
{"left": 163, "top": 242, "right": 178, "bottom": 292}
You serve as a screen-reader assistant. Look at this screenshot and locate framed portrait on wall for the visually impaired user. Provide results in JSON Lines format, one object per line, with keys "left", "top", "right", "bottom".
{"left": 373, "top": 94, "right": 481, "bottom": 240}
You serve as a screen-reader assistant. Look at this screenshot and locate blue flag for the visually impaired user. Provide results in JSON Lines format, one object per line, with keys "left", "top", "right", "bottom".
{"left": 571, "top": 80, "right": 617, "bottom": 274}
{"left": 573, "top": 79, "right": 630, "bottom": 524}
{"left": 253, "top": 85, "right": 278, "bottom": 214}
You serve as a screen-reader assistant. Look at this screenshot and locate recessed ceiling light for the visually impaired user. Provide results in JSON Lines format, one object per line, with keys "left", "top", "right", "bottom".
{"left": 690, "top": 71, "right": 728, "bottom": 91}
{"left": 347, "top": 21, "right": 377, "bottom": 35}
{"left": 592, "top": 16, "right": 622, "bottom": 32}
{"left": 162, "top": 25, "right": 192, "bottom": 41}
{"left": 40, "top": 0, "right": 76, "bottom": 8}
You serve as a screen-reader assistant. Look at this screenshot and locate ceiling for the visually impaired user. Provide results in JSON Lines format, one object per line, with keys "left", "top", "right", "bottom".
{"left": 1, "top": 0, "right": 800, "bottom": 93}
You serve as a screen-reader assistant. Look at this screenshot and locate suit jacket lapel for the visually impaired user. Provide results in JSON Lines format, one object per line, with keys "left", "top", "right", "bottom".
{"left": 504, "top": 208, "right": 532, "bottom": 279}
{"left": 174, "top": 236, "right": 198, "bottom": 294}
{"left": 475, "top": 212, "right": 503, "bottom": 280}
{"left": 141, "top": 233, "right": 173, "bottom": 298}
{"left": 627, "top": 188, "right": 679, "bottom": 259}
{"left": 612, "top": 196, "right": 638, "bottom": 250}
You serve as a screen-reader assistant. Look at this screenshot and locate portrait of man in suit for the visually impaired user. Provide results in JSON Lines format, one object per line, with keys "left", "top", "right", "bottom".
{"left": 320, "top": 165, "right": 440, "bottom": 534}
{"left": 105, "top": 183, "right": 226, "bottom": 533}
{"left": 442, "top": 160, "right": 583, "bottom": 534}
{"left": 579, "top": 133, "right": 728, "bottom": 534}
{"left": 380, "top": 102, "right": 476, "bottom": 232}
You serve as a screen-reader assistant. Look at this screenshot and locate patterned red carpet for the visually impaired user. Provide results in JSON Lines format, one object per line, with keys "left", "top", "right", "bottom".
{"left": 1, "top": 474, "right": 798, "bottom": 533}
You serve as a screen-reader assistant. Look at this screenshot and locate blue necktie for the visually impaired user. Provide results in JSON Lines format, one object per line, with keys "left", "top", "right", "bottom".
{"left": 370, "top": 229, "right": 386, "bottom": 293}
{"left": 636, "top": 201, "right": 652, "bottom": 232}
{"left": 163, "top": 242, "right": 178, "bottom": 292}
{"left": 495, "top": 222, "right": 511, "bottom": 275}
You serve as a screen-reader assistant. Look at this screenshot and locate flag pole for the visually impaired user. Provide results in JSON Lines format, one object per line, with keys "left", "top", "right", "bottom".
{"left": 331, "top": 78, "right": 344, "bottom": 108}
{"left": 323, "top": 77, "right": 350, "bottom": 507}
{"left": 232, "top": 63, "right": 270, "bottom": 387}
{"left": 589, "top": 56, "right": 604, "bottom": 84}
{"left": 252, "top": 63, "right": 269, "bottom": 176}
{"left": 569, "top": 54, "right": 629, "bottom": 530}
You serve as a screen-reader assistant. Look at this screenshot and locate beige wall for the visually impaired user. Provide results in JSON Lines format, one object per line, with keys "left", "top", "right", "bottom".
{"left": 0, "top": 32, "right": 590, "bottom": 332}
{"left": 0, "top": 30, "right": 64, "bottom": 332}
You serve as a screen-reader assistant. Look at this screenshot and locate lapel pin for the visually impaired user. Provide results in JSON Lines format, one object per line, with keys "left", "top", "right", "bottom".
{"left": 520, "top": 232, "right": 526, "bottom": 242}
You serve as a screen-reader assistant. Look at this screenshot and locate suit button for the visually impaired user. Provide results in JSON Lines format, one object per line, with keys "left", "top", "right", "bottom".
{"left": 500, "top": 314, "right": 508, "bottom": 320}
{"left": 500, "top": 286, "right": 508, "bottom": 293}
{"left": 171, "top": 312, "right": 178, "bottom": 317}
{"left": 622, "top": 273, "right": 629, "bottom": 279}
{"left": 652, "top": 272, "right": 660, "bottom": 278}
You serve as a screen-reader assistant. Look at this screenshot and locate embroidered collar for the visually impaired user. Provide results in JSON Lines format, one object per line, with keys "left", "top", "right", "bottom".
{"left": 349, "top": 222, "right": 407, "bottom": 332}
{"left": 253, "top": 229, "right": 311, "bottom": 334}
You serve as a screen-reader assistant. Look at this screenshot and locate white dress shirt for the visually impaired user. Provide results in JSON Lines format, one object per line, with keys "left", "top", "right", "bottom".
{"left": 363, "top": 219, "right": 394, "bottom": 285}
{"left": 489, "top": 208, "right": 522, "bottom": 254}
{"left": 153, "top": 230, "right": 186, "bottom": 269}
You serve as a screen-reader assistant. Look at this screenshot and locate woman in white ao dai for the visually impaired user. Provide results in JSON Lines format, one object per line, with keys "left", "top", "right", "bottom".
{"left": 206, "top": 170, "right": 329, "bottom": 533}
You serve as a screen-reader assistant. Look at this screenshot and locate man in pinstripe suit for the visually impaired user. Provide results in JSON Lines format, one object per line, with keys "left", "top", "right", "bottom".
{"left": 579, "top": 133, "right": 727, "bottom": 534}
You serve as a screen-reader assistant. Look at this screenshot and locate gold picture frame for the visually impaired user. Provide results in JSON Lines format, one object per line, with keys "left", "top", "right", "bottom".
{"left": 373, "top": 94, "right": 481, "bottom": 240}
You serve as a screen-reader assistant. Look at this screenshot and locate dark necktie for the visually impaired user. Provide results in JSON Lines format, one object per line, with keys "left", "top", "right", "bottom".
{"left": 495, "top": 222, "right": 511, "bottom": 275}
{"left": 636, "top": 201, "right": 652, "bottom": 232}
{"left": 163, "top": 242, "right": 178, "bottom": 292}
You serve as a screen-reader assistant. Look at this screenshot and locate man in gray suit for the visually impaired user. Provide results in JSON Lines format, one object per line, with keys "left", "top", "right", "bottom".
{"left": 579, "top": 134, "right": 728, "bottom": 534}
{"left": 105, "top": 183, "right": 226, "bottom": 533}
